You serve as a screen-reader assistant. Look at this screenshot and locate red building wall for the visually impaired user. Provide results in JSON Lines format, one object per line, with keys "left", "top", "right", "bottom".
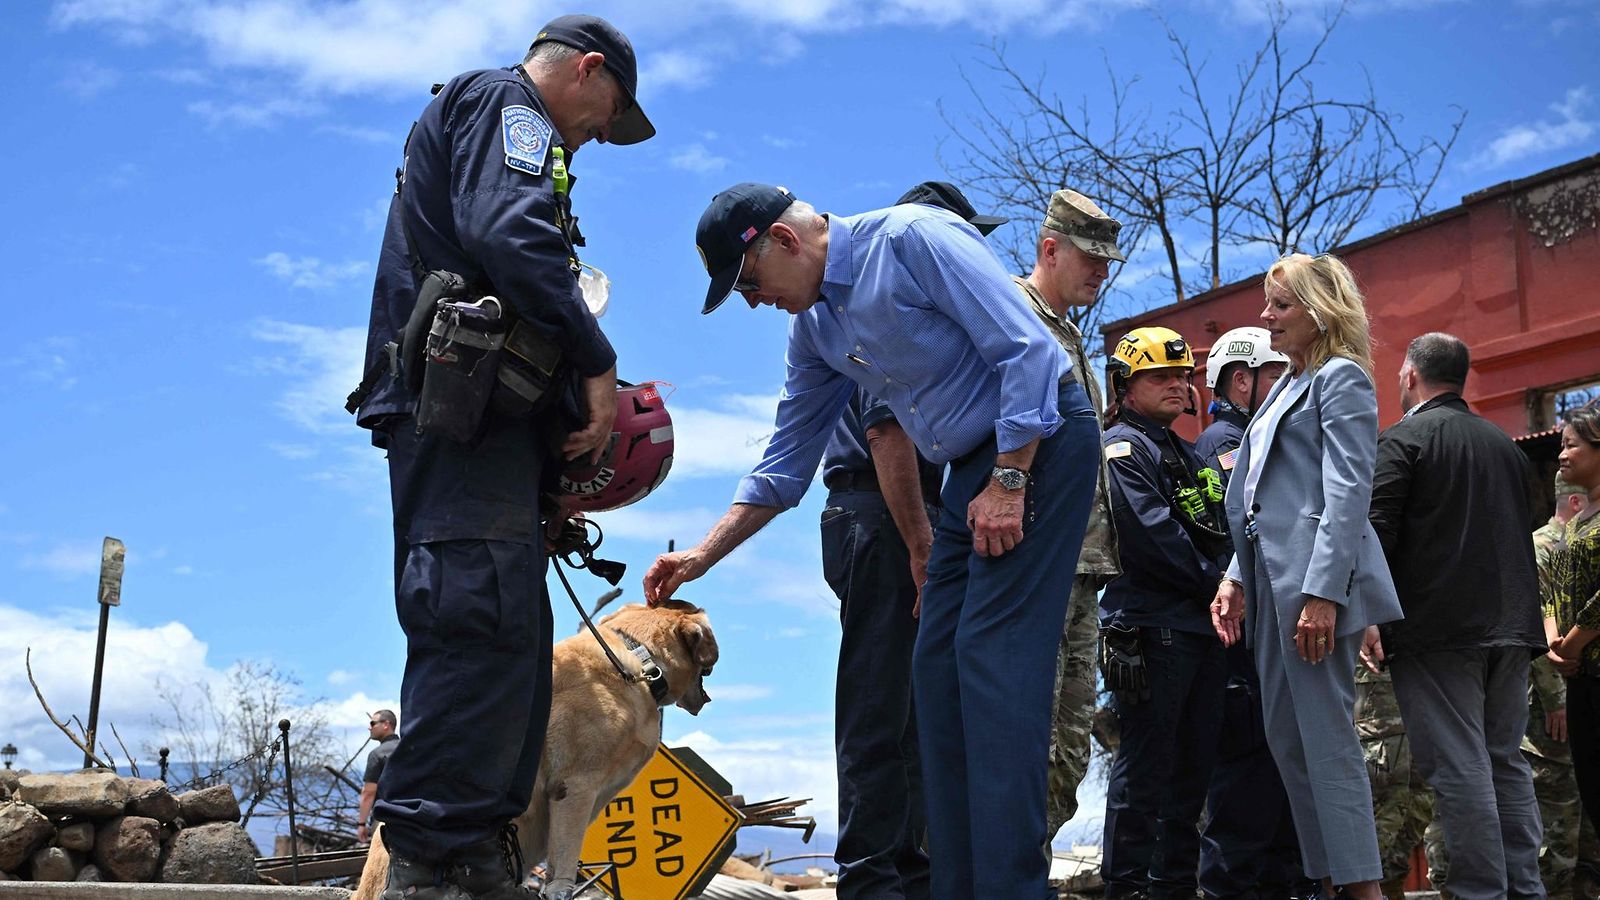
{"left": 1103, "top": 154, "right": 1600, "bottom": 443}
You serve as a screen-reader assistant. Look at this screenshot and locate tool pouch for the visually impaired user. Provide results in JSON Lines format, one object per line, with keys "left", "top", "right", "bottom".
{"left": 1099, "top": 622, "right": 1150, "bottom": 704}
{"left": 413, "top": 295, "right": 508, "bottom": 443}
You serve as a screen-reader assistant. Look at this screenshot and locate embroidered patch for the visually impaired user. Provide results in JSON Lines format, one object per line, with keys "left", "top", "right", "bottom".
{"left": 1104, "top": 441, "right": 1133, "bottom": 460}
{"left": 501, "top": 105, "right": 551, "bottom": 176}
{"left": 1217, "top": 448, "right": 1238, "bottom": 471}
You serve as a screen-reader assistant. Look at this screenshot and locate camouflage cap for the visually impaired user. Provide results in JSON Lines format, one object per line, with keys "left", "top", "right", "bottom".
{"left": 1556, "top": 471, "right": 1585, "bottom": 497}
{"left": 1043, "top": 189, "right": 1125, "bottom": 262}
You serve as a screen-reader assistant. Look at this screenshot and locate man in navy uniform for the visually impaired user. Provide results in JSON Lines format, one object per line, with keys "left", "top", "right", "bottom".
{"left": 1192, "top": 327, "right": 1307, "bottom": 899}
{"left": 1099, "top": 327, "right": 1231, "bottom": 900}
{"left": 350, "top": 14, "right": 652, "bottom": 899}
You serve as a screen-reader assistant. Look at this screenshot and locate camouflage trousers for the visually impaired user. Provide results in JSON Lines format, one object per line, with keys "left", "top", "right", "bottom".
{"left": 1363, "top": 731, "right": 1434, "bottom": 883}
{"left": 1425, "top": 750, "right": 1594, "bottom": 896}
{"left": 1046, "top": 575, "right": 1101, "bottom": 836}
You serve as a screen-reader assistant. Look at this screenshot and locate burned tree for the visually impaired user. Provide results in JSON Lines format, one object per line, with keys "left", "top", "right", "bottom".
{"left": 942, "top": 2, "right": 1463, "bottom": 331}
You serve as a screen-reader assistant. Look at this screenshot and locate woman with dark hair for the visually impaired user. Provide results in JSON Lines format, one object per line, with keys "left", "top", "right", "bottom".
{"left": 1209, "top": 252, "right": 1403, "bottom": 899}
{"left": 1549, "top": 405, "right": 1600, "bottom": 833}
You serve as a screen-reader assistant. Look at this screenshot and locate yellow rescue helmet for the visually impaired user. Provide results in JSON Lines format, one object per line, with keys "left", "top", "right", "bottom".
{"left": 1108, "top": 326, "right": 1195, "bottom": 395}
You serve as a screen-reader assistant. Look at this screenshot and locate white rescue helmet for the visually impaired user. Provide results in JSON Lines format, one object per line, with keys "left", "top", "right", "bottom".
{"left": 1204, "top": 326, "right": 1290, "bottom": 390}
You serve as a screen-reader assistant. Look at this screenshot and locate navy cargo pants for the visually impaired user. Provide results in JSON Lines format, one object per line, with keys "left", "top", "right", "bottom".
{"left": 374, "top": 417, "right": 555, "bottom": 865}
{"left": 821, "top": 487, "right": 932, "bottom": 900}
{"left": 1198, "top": 643, "right": 1306, "bottom": 899}
{"left": 1102, "top": 627, "right": 1226, "bottom": 899}
{"left": 912, "top": 380, "right": 1098, "bottom": 900}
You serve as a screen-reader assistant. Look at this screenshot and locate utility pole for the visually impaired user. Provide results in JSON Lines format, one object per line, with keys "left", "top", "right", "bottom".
{"left": 83, "top": 537, "right": 125, "bottom": 770}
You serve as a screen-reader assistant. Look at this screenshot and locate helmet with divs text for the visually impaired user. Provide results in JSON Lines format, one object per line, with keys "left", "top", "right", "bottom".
{"left": 1107, "top": 326, "right": 1195, "bottom": 396}
{"left": 1204, "top": 326, "right": 1289, "bottom": 389}
{"left": 557, "top": 381, "right": 674, "bottom": 513}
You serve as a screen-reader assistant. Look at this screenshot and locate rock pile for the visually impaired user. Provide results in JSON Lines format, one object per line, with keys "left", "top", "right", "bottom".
{"left": 0, "top": 768, "right": 260, "bottom": 884}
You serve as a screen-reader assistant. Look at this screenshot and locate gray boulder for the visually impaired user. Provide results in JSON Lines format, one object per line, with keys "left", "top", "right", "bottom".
{"left": 0, "top": 802, "right": 55, "bottom": 873}
{"left": 76, "top": 863, "right": 103, "bottom": 882}
{"left": 56, "top": 821, "right": 95, "bottom": 853}
{"left": 92, "top": 815, "right": 161, "bottom": 882}
{"left": 176, "top": 783, "right": 240, "bottom": 824}
{"left": 126, "top": 778, "right": 179, "bottom": 824}
{"left": 30, "top": 846, "right": 80, "bottom": 881}
{"left": 17, "top": 771, "right": 129, "bottom": 818}
{"left": 0, "top": 769, "right": 20, "bottom": 799}
{"left": 158, "top": 821, "right": 261, "bottom": 885}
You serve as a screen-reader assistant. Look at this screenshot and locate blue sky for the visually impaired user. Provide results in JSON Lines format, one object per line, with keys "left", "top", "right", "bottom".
{"left": 3, "top": 0, "right": 1596, "bottom": 853}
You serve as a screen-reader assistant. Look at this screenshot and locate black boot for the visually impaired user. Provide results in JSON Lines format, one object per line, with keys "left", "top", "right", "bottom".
{"left": 380, "top": 850, "right": 471, "bottom": 900}
{"left": 447, "top": 825, "right": 534, "bottom": 899}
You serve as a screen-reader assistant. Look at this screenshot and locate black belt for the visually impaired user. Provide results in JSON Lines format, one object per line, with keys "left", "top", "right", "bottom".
{"left": 824, "top": 469, "right": 940, "bottom": 505}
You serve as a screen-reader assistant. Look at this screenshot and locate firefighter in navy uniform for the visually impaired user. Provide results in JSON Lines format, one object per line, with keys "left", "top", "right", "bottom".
{"left": 1192, "top": 327, "right": 1309, "bottom": 900}
{"left": 1098, "top": 327, "right": 1231, "bottom": 900}
{"left": 348, "top": 15, "right": 653, "bottom": 900}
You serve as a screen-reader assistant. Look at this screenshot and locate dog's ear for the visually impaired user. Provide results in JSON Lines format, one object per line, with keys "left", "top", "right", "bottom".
{"left": 678, "top": 619, "right": 719, "bottom": 671}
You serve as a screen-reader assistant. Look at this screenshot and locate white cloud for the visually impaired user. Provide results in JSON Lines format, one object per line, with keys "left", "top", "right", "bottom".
{"left": 250, "top": 320, "right": 367, "bottom": 436}
{"left": 327, "top": 669, "right": 357, "bottom": 686}
{"left": 704, "top": 683, "right": 775, "bottom": 702}
{"left": 270, "top": 443, "right": 319, "bottom": 460}
{"left": 668, "top": 727, "right": 839, "bottom": 828}
{"left": 188, "top": 96, "right": 324, "bottom": 128}
{"left": 1469, "top": 86, "right": 1597, "bottom": 171}
{"left": 666, "top": 392, "right": 779, "bottom": 479}
{"left": 255, "top": 252, "right": 370, "bottom": 290}
{"left": 761, "top": 134, "right": 800, "bottom": 150}
{"left": 3, "top": 336, "right": 79, "bottom": 391}
{"left": 172, "top": 565, "right": 195, "bottom": 576}
{"left": 317, "top": 123, "right": 396, "bottom": 144}
{"left": 592, "top": 505, "right": 723, "bottom": 544}
{"left": 19, "top": 543, "right": 103, "bottom": 579}
{"left": 669, "top": 142, "right": 731, "bottom": 174}
{"left": 0, "top": 601, "right": 398, "bottom": 779}
{"left": 640, "top": 50, "right": 716, "bottom": 93}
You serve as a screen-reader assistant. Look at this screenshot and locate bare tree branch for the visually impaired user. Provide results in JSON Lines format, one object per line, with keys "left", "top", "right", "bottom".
{"left": 26, "top": 647, "right": 113, "bottom": 769}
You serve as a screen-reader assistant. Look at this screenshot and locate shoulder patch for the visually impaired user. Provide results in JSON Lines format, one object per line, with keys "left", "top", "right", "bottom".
{"left": 501, "top": 105, "right": 552, "bottom": 176}
{"left": 1105, "top": 441, "right": 1133, "bottom": 460}
{"left": 1217, "top": 447, "right": 1238, "bottom": 471}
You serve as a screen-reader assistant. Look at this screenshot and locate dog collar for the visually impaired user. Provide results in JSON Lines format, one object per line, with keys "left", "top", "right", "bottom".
{"left": 611, "top": 627, "right": 672, "bottom": 706}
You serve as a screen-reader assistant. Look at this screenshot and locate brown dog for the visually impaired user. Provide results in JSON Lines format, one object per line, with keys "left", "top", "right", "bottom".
{"left": 353, "top": 599, "right": 718, "bottom": 900}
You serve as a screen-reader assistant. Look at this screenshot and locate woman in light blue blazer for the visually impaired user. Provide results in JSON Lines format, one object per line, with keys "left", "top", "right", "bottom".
{"left": 1210, "top": 252, "right": 1403, "bottom": 900}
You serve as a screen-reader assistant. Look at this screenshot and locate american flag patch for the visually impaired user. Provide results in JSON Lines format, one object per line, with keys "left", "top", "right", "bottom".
{"left": 741, "top": 226, "right": 758, "bottom": 242}
{"left": 1217, "top": 448, "right": 1238, "bottom": 471}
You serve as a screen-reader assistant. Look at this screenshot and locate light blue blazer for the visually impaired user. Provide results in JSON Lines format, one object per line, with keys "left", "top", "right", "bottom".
{"left": 1224, "top": 356, "right": 1403, "bottom": 639}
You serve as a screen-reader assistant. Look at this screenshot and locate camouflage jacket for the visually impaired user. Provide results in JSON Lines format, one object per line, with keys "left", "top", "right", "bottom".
{"left": 1527, "top": 518, "right": 1573, "bottom": 760}
{"left": 1355, "top": 665, "right": 1405, "bottom": 742}
{"left": 1014, "top": 275, "right": 1120, "bottom": 581}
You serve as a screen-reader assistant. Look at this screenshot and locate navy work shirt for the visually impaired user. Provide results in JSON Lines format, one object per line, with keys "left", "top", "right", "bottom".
{"left": 355, "top": 67, "right": 616, "bottom": 544}
{"left": 356, "top": 66, "right": 615, "bottom": 430}
{"left": 821, "top": 387, "right": 942, "bottom": 501}
{"left": 1100, "top": 408, "right": 1223, "bottom": 635}
{"left": 1194, "top": 405, "right": 1250, "bottom": 491}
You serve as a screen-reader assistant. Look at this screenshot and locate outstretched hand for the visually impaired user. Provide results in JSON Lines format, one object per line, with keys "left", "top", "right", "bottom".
{"left": 643, "top": 550, "right": 706, "bottom": 606}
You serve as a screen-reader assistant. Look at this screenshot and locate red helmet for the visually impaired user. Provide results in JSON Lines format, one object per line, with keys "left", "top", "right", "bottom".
{"left": 557, "top": 381, "right": 675, "bottom": 513}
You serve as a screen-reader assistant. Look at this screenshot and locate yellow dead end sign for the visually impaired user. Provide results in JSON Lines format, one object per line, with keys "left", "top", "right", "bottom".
{"left": 579, "top": 744, "right": 741, "bottom": 900}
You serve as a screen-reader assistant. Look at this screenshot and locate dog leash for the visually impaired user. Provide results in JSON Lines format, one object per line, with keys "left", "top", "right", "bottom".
{"left": 550, "top": 549, "right": 664, "bottom": 692}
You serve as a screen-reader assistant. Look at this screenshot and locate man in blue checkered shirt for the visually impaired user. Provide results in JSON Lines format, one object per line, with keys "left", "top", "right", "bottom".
{"left": 643, "top": 183, "right": 1101, "bottom": 899}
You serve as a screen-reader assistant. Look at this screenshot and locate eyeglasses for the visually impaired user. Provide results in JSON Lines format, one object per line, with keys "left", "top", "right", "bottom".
{"left": 368, "top": 720, "right": 381, "bottom": 727}
{"left": 732, "top": 249, "right": 765, "bottom": 294}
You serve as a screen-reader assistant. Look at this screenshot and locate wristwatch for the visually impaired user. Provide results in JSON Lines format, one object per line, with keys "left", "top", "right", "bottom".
{"left": 991, "top": 466, "right": 1029, "bottom": 490}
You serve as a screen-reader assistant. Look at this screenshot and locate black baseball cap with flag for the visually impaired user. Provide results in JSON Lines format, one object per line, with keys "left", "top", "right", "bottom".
{"left": 530, "top": 14, "right": 654, "bottom": 145}
{"left": 896, "top": 181, "right": 1008, "bottom": 235}
{"left": 695, "top": 183, "right": 797, "bottom": 314}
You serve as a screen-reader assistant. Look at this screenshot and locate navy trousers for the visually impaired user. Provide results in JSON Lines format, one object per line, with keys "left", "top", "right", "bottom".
{"left": 1102, "top": 627, "right": 1226, "bottom": 899}
{"left": 1199, "top": 644, "right": 1305, "bottom": 899}
{"left": 912, "top": 382, "right": 1098, "bottom": 900}
{"left": 375, "top": 422, "right": 555, "bottom": 865}
{"left": 821, "top": 488, "right": 931, "bottom": 900}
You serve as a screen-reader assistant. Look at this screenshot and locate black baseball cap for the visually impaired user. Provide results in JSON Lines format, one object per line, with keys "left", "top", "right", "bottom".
{"left": 695, "top": 183, "right": 797, "bottom": 314}
{"left": 896, "top": 181, "right": 1008, "bottom": 235}
{"left": 530, "top": 14, "right": 654, "bottom": 145}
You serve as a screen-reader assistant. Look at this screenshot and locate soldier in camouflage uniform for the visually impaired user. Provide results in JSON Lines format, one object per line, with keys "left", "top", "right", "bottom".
{"left": 1013, "top": 189, "right": 1124, "bottom": 836}
{"left": 1355, "top": 664, "right": 1434, "bottom": 899}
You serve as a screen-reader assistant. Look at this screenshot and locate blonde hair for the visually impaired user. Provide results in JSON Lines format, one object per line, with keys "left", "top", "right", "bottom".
{"left": 1266, "top": 252, "right": 1374, "bottom": 378}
